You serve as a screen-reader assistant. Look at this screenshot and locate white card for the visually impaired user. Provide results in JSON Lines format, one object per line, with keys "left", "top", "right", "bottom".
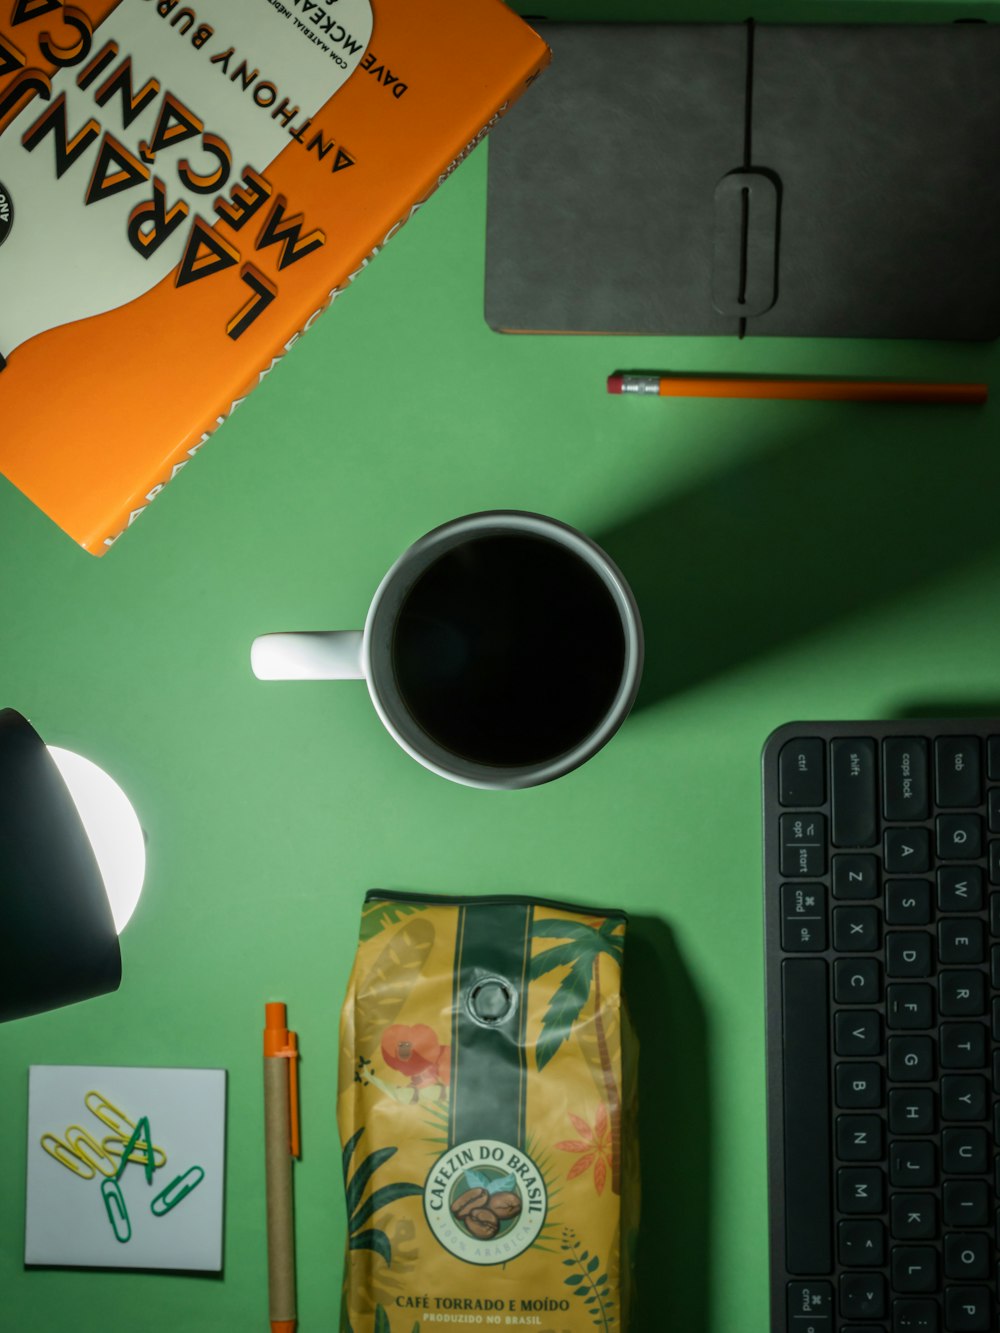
{"left": 25, "top": 1065, "right": 226, "bottom": 1271}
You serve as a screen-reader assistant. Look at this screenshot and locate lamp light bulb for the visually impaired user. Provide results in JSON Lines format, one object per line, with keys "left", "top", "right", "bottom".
{"left": 47, "top": 748, "right": 145, "bottom": 935}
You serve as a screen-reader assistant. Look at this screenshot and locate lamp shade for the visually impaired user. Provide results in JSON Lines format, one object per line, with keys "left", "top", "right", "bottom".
{"left": 0, "top": 709, "right": 121, "bottom": 1022}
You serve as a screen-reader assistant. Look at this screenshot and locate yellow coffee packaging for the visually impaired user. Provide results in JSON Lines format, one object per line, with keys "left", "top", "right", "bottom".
{"left": 337, "top": 892, "right": 639, "bottom": 1333}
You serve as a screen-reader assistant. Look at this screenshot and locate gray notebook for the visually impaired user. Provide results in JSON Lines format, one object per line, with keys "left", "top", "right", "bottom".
{"left": 485, "top": 22, "right": 1000, "bottom": 340}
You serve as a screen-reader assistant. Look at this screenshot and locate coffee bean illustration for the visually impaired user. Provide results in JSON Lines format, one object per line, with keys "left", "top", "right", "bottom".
{"left": 451, "top": 1187, "right": 489, "bottom": 1218}
{"left": 464, "top": 1207, "right": 500, "bottom": 1239}
{"left": 489, "top": 1191, "right": 521, "bottom": 1220}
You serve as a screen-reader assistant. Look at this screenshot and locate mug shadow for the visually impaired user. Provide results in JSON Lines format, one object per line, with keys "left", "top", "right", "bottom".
{"left": 625, "top": 915, "right": 712, "bottom": 1333}
{"left": 596, "top": 399, "right": 1000, "bottom": 713}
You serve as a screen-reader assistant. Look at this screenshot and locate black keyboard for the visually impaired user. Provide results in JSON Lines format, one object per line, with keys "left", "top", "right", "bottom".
{"left": 763, "top": 721, "right": 1000, "bottom": 1333}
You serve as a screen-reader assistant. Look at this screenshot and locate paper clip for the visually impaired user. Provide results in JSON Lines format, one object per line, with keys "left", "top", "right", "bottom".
{"left": 85, "top": 1090, "right": 135, "bottom": 1138}
{"left": 65, "top": 1126, "right": 118, "bottom": 1178}
{"left": 101, "top": 1177, "right": 132, "bottom": 1243}
{"left": 102, "top": 1134, "right": 167, "bottom": 1172}
{"left": 41, "top": 1133, "right": 95, "bottom": 1180}
{"left": 115, "top": 1115, "right": 156, "bottom": 1185}
{"left": 151, "top": 1165, "right": 205, "bottom": 1217}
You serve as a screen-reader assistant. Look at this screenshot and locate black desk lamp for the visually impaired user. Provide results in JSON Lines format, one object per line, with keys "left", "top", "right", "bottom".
{"left": 0, "top": 708, "right": 144, "bottom": 1022}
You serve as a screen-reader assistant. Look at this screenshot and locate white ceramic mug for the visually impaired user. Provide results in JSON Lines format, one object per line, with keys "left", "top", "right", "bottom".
{"left": 251, "top": 511, "right": 643, "bottom": 789}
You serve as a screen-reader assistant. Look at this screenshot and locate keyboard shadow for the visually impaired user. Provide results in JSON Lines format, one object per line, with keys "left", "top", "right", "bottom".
{"left": 596, "top": 401, "right": 1000, "bottom": 713}
{"left": 626, "top": 915, "right": 712, "bottom": 1333}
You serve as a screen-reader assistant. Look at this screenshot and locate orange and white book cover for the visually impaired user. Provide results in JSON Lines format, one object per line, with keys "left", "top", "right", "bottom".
{"left": 0, "top": 0, "right": 549, "bottom": 553}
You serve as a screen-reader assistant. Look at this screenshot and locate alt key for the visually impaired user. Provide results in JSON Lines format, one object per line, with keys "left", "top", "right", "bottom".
{"left": 786, "top": 1281, "right": 832, "bottom": 1328}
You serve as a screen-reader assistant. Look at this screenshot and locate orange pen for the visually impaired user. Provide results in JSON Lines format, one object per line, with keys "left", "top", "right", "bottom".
{"left": 606, "top": 372, "right": 988, "bottom": 404}
{"left": 263, "top": 1002, "right": 300, "bottom": 1333}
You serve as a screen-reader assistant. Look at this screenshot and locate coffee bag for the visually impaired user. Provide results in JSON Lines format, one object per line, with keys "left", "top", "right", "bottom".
{"left": 337, "top": 892, "right": 638, "bottom": 1333}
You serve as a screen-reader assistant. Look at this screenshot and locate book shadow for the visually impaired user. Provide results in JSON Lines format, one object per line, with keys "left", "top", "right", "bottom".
{"left": 625, "top": 915, "right": 712, "bottom": 1333}
{"left": 596, "top": 395, "right": 1000, "bottom": 714}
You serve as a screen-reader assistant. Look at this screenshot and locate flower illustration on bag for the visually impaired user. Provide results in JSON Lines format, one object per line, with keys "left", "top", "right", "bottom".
{"left": 555, "top": 1104, "right": 612, "bottom": 1195}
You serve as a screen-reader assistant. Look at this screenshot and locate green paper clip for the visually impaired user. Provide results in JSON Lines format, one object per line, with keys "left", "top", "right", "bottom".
{"left": 115, "top": 1115, "right": 155, "bottom": 1186}
{"left": 102, "top": 1133, "right": 167, "bottom": 1172}
{"left": 151, "top": 1165, "right": 205, "bottom": 1217}
{"left": 101, "top": 1177, "right": 132, "bottom": 1243}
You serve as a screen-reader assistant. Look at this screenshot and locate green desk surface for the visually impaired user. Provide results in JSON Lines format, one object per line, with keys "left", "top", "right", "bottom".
{"left": 3, "top": 2, "right": 999, "bottom": 1328}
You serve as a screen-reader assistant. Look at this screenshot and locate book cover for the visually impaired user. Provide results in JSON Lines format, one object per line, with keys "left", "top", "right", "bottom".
{"left": 0, "top": 0, "right": 549, "bottom": 554}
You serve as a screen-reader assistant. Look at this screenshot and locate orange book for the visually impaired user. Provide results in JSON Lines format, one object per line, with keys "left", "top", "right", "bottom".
{"left": 0, "top": 0, "right": 549, "bottom": 554}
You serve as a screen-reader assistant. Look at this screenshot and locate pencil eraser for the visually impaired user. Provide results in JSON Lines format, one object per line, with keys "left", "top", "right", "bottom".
{"left": 607, "top": 374, "right": 623, "bottom": 394}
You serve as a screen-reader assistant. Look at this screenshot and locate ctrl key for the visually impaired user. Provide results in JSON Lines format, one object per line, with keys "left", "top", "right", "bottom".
{"left": 786, "top": 1281, "right": 832, "bottom": 1330}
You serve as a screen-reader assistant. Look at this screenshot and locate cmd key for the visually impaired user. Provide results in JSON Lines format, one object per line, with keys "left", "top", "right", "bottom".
{"left": 832, "top": 739, "right": 878, "bottom": 847}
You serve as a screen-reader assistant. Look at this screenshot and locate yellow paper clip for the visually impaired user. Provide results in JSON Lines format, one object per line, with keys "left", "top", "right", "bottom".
{"left": 64, "top": 1126, "right": 119, "bottom": 1178}
{"left": 151, "top": 1166, "right": 205, "bottom": 1217}
{"left": 102, "top": 1133, "right": 167, "bottom": 1172}
{"left": 85, "top": 1090, "right": 134, "bottom": 1137}
{"left": 101, "top": 1177, "right": 132, "bottom": 1243}
{"left": 41, "top": 1133, "right": 95, "bottom": 1180}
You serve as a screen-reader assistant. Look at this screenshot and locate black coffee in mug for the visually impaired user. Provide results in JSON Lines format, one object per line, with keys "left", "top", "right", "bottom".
{"left": 391, "top": 534, "right": 627, "bottom": 766}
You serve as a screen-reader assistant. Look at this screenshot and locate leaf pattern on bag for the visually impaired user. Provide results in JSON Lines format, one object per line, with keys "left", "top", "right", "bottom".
{"left": 356, "top": 917, "right": 435, "bottom": 1058}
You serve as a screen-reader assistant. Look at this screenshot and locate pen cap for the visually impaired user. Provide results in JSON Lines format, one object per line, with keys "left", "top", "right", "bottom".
{"left": 264, "top": 1002, "right": 289, "bottom": 1054}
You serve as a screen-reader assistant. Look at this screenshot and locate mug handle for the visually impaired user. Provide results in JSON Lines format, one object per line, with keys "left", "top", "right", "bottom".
{"left": 251, "top": 632, "right": 364, "bottom": 681}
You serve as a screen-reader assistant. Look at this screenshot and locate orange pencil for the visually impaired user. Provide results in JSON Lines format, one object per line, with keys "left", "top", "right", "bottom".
{"left": 606, "top": 373, "right": 988, "bottom": 404}
{"left": 264, "top": 1003, "right": 301, "bottom": 1333}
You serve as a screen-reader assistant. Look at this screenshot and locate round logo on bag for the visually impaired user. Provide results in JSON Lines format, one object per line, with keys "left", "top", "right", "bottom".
{"left": 424, "top": 1139, "right": 547, "bottom": 1265}
{"left": 0, "top": 181, "right": 12, "bottom": 248}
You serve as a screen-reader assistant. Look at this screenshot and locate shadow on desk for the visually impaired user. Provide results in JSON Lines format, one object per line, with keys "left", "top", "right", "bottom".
{"left": 597, "top": 403, "right": 1000, "bottom": 713}
{"left": 626, "top": 915, "right": 711, "bottom": 1333}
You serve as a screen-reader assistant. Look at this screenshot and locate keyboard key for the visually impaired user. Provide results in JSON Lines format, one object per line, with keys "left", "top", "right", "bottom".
{"left": 989, "top": 788, "right": 1000, "bottom": 833}
{"left": 939, "top": 920, "right": 984, "bottom": 965}
{"left": 888, "top": 932, "right": 934, "bottom": 977}
{"left": 890, "top": 1141, "right": 936, "bottom": 1187}
{"left": 837, "top": 1011, "right": 882, "bottom": 1057}
{"left": 935, "top": 737, "right": 982, "bottom": 807}
{"left": 938, "top": 867, "right": 983, "bottom": 913}
{"left": 937, "top": 814, "right": 983, "bottom": 860}
{"left": 832, "top": 738, "right": 878, "bottom": 847}
{"left": 942, "top": 1180, "right": 989, "bottom": 1227}
{"left": 780, "top": 883, "right": 828, "bottom": 951}
{"left": 781, "top": 959, "right": 832, "bottom": 1274}
{"left": 887, "top": 983, "right": 934, "bottom": 1029}
{"left": 839, "top": 1218, "right": 886, "bottom": 1266}
{"left": 892, "top": 1245, "right": 937, "bottom": 1293}
{"left": 837, "top": 1062, "right": 883, "bottom": 1109}
{"left": 835, "top": 958, "right": 881, "bottom": 1004}
{"left": 834, "top": 906, "right": 881, "bottom": 952}
{"left": 893, "top": 1298, "right": 940, "bottom": 1332}
{"left": 943, "top": 1127, "right": 988, "bottom": 1174}
{"left": 989, "top": 736, "right": 1000, "bottom": 781}
{"left": 891, "top": 1193, "right": 936, "bottom": 1240}
{"left": 884, "top": 738, "right": 930, "bottom": 821}
{"left": 836, "top": 1115, "right": 883, "bottom": 1162}
{"left": 885, "top": 828, "right": 931, "bottom": 874}
{"left": 989, "top": 840, "right": 1000, "bottom": 885}
{"left": 838, "top": 1167, "right": 884, "bottom": 1214}
{"left": 940, "top": 1023, "right": 987, "bottom": 1069}
{"left": 780, "top": 813, "right": 827, "bottom": 877}
{"left": 779, "top": 738, "right": 825, "bottom": 806}
{"left": 945, "top": 1234, "right": 990, "bottom": 1279}
{"left": 944, "top": 1286, "right": 990, "bottom": 1330}
{"left": 887, "top": 880, "right": 933, "bottom": 926}
{"left": 889, "top": 1088, "right": 935, "bottom": 1135}
{"left": 840, "top": 1271, "right": 886, "bottom": 1319}
{"left": 991, "top": 893, "right": 1000, "bottom": 934}
{"left": 939, "top": 970, "right": 986, "bottom": 1017}
{"left": 786, "top": 1280, "right": 833, "bottom": 1328}
{"left": 941, "top": 1075, "right": 987, "bottom": 1121}
{"left": 889, "top": 1034, "right": 934, "bottom": 1081}
{"left": 833, "top": 853, "right": 879, "bottom": 899}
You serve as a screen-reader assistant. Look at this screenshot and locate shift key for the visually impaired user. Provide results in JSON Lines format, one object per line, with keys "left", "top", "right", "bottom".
{"left": 832, "top": 739, "right": 878, "bottom": 847}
